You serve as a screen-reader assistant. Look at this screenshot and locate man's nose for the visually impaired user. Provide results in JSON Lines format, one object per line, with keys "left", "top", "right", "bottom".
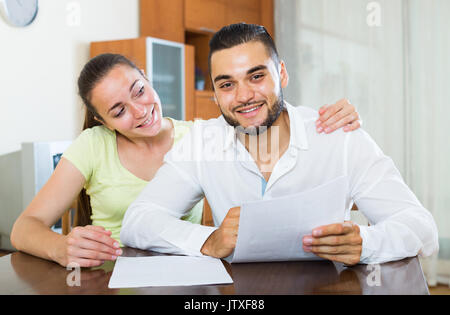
{"left": 235, "top": 83, "right": 255, "bottom": 105}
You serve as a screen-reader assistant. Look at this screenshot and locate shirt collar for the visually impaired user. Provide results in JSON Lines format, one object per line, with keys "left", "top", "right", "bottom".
{"left": 285, "top": 102, "right": 309, "bottom": 151}
{"left": 221, "top": 101, "right": 309, "bottom": 152}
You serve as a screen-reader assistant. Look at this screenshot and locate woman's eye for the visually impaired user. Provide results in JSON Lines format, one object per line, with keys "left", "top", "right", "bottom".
{"left": 114, "top": 108, "right": 124, "bottom": 118}
{"left": 134, "top": 85, "right": 145, "bottom": 98}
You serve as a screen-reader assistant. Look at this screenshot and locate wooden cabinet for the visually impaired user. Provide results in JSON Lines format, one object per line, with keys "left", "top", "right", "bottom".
{"left": 184, "top": 32, "right": 212, "bottom": 91}
{"left": 184, "top": 0, "right": 226, "bottom": 33}
{"left": 140, "top": 0, "right": 185, "bottom": 43}
{"left": 194, "top": 90, "right": 221, "bottom": 120}
{"left": 139, "top": 0, "right": 274, "bottom": 42}
{"left": 185, "top": 44, "right": 196, "bottom": 122}
{"left": 260, "top": 0, "right": 275, "bottom": 37}
{"left": 184, "top": 0, "right": 274, "bottom": 36}
{"left": 90, "top": 37, "right": 148, "bottom": 69}
{"left": 225, "top": 0, "right": 261, "bottom": 26}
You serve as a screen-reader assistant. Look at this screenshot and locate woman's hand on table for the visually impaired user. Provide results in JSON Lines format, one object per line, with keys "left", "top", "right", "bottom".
{"left": 54, "top": 225, "right": 122, "bottom": 267}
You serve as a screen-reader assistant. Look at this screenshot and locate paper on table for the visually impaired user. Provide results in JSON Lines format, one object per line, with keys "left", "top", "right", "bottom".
{"left": 232, "top": 176, "right": 348, "bottom": 263}
{"left": 108, "top": 255, "right": 233, "bottom": 288}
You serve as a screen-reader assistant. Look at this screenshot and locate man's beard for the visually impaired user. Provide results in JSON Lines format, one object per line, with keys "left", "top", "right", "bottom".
{"left": 219, "top": 90, "right": 285, "bottom": 136}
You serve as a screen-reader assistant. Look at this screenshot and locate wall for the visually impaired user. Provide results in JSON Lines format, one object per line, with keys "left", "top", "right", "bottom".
{"left": 0, "top": 0, "right": 139, "bottom": 249}
{"left": 275, "top": 0, "right": 450, "bottom": 284}
{"left": 274, "top": 0, "right": 406, "bottom": 176}
{"left": 0, "top": 0, "right": 139, "bottom": 156}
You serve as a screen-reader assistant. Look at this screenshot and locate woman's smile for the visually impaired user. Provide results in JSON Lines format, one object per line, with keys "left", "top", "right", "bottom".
{"left": 136, "top": 105, "right": 157, "bottom": 129}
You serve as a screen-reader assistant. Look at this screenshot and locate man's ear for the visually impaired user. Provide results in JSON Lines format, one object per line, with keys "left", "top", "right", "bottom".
{"left": 279, "top": 60, "right": 289, "bottom": 89}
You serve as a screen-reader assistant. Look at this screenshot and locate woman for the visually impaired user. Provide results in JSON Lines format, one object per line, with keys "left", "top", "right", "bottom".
{"left": 10, "top": 54, "right": 361, "bottom": 268}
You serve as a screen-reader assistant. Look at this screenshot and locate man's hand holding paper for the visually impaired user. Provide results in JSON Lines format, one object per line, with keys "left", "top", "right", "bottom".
{"left": 202, "top": 204, "right": 363, "bottom": 265}
{"left": 303, "top": 221, "right": 363, "bottom": 266}
{"left": 227, "top": 176, "right": 350, "bottom": 263}
{"left": 201, "top": 177, "right": 362, "bottom": 265}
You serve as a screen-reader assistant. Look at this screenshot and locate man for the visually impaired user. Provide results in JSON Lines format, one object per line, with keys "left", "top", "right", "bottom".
{"left": 121, "top": 24, "right": 438, "bottom": 265}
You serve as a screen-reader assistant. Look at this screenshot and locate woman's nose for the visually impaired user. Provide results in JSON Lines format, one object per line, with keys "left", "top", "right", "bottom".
{"left": 130, "top": 103, "right": 147, "bottom": 118}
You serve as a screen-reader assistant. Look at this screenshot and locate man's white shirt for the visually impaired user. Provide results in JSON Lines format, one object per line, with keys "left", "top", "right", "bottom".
{"left": 120, "top": 103, "right": 439, "bottom": 264}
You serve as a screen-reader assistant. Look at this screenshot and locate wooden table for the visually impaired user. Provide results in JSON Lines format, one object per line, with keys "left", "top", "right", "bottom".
{"left": 0, "top": 247, "right": 429, "bottom": 295}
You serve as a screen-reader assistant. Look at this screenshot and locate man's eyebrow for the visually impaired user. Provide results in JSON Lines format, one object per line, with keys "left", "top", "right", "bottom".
{"left": 213, "top": 66, "right": 267, "bottom": 84}
{"left": 107, "top": 79, "right": 140, "bottom": 114}
{"left": 213, "top": 74, "right": 232, "bottom": 84}
{"left": 247, "top": 65, "right": 267, "bottom": 75}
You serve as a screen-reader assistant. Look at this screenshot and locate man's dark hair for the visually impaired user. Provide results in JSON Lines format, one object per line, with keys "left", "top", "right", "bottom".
{"left": 208, "top": 23, "right": 280, "bottom": 77}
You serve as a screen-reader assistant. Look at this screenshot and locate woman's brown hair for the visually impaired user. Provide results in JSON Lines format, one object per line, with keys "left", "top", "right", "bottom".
{"left": 75, "top": 53, "right": 143, "bottom": 226}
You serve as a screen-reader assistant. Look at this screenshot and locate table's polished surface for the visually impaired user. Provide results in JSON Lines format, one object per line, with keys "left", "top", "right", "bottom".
{"left": 0, "top": 247, "right": 429, "bottom": 295}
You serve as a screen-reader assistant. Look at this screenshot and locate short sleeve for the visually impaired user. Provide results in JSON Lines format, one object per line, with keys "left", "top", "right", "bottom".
{"left": 62, "top": 128, "right": 95, "bottom": 183}
{"left": 181, "top": 199, "right": 204, "bottom": 224}
{"left": 171, "top": 119, "right": 194, "bottom": 144}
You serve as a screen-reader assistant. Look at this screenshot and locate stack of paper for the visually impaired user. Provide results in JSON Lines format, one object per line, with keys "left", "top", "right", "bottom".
{"left": 108, "top": 255, "right": 233, "bottom": 288}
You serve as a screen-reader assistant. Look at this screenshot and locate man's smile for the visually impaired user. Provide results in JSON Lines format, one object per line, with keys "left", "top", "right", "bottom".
{"left": 234, "top": 102, "right": 265, "bottom": 118}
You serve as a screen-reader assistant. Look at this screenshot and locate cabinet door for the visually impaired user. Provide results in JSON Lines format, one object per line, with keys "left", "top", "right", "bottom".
{"left": 90, "top": 38, "right": 147, "bottom": 69}
{"left": 260, "top": 0, "right": 275, "bottom": 37}
{"left": 225, "top": 0, "right": 261, "bottom": 26}
{"left": 195, "top": 91, "right": 222, "bottom": 120}
{"left": 140, "top": 0, "right": 185, "bottom": 43}
{"left": 150, "top": 40, "right": 184, "bottom": 120}
{"left": 185, "top": 0, "right": 226, "bottom": 33}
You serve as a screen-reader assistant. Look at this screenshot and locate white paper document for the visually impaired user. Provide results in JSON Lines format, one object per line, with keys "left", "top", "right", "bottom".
{"left": 108, "top": 256, "right": 233, "bottom": 288}
{"left": 232, "top": 176, "right": 348, "bottom": 263}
